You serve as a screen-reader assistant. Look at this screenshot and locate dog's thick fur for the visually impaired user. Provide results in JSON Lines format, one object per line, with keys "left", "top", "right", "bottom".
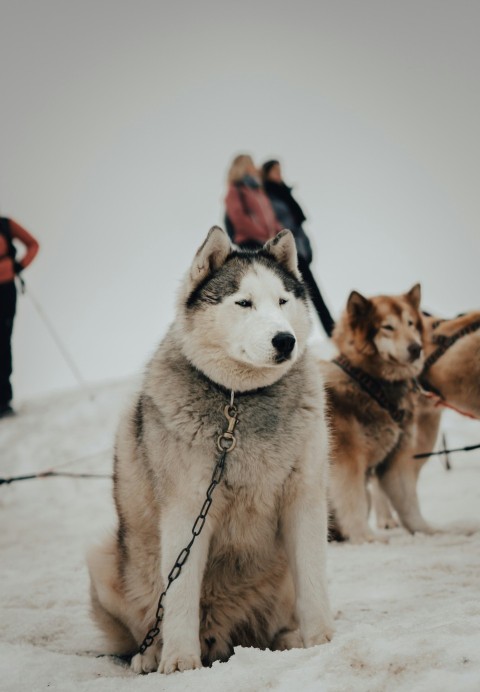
{"left": 372, "top": 310, "right": 480, "bottom": 532}
{"left": 319, "top": 286, "right": 425, "bottom": 543}
{"left": 88, "top": 228, "right": 333, "bottom": 674}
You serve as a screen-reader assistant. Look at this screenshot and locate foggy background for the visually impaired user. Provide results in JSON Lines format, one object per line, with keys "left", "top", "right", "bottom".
{"left": 1, "top": 0, "right": 479, "bottom": 402}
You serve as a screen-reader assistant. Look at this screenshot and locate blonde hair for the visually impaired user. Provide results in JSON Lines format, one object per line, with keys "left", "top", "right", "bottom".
{"left": 227, "top": 154, "right": 255, "bottom": 184}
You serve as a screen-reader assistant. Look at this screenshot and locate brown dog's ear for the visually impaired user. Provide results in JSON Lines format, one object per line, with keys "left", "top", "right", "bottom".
{"left": 405, "top": 283, "right": 421, "bottom": 311}
{"left": 347, "top": 290, "right": 372, "bottom": 322}
{"left": 264, "top": 230, "right": 300, "bottom": 278}
{"left": 189, "top": 226, "right": 231, "bottom": 290}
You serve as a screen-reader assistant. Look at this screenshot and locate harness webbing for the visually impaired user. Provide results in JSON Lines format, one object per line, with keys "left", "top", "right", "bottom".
{"left": 422, "top": 320, "right": 480, "bottom": 373}
{"left": 332, "top": 354, "right": 406, "bottom": 424}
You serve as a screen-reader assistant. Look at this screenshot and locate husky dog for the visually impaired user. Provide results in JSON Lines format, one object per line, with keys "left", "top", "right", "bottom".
{"left": 372, "top": 310, "right": 480, "bottom": 532}
{"left": 319, "top": 285, "right": 424, "bottom": 543}
{"left": 88, "top": 228, "right": 333, "bottom": 674}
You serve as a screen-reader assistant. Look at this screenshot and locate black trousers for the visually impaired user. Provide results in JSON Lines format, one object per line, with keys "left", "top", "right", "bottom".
{"left": 297, "top": 257, "right": 335, "bottom": 337}
{"left": 0, "top": 281, "right": 17, "bottom": 406}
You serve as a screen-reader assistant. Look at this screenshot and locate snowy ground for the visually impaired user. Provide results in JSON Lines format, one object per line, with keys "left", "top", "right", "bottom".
{"left": 1, "top": 377, "right": 480, "bottom": 692}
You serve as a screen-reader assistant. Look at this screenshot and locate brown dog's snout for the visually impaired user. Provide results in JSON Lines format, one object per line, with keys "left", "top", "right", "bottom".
{"left": 408, "top": 342, "right": 422, "bottom": 361}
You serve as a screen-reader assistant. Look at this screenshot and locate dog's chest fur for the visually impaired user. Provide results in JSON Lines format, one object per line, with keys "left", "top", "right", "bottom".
{"left": 141, "top": 329, "right": 322, "bottom": 553}
{"left": 323, "top": 363, "right": 414, "bottom": 467}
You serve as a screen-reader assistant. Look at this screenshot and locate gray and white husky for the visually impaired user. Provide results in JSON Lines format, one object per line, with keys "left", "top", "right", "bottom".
{"left": 87, "top": 227, "right": 333, "bottom": 674}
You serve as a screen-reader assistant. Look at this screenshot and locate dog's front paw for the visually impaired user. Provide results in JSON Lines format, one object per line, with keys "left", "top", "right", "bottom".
{"left": 131, "top": 649, "right": 160, "bottom": 674}
{"left": 410, "top": 523, "right": 440, "bottom": 535}
{"left": 159, "top": 651, "right": 202, "bottom": 675}
{"left": 376, "top": 514, "right": 399, "bottom": 530}
{"left": 272, "top": 628, "right": 304, "bottom": 651}
{"left": 348, "top": 529, "right": 388, "bottom": 544}
{"left": 303, "top": 624, "right": 334, "bottom": 647}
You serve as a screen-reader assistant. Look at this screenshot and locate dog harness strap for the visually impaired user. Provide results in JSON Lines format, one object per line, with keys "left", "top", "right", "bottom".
{"left": 332, "top": 355, "right": 406, "bottom": 424}
{"left": 423, "top": 320, "right": 480, "bottom": 373}
{"left": 416, "top": 377, "right": 444, "bottom": 400}
{"left": 414, "top": 378, "right": 479, "bottom": 421}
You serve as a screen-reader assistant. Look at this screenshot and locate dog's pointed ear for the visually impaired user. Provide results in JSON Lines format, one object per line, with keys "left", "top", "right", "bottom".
{"left": 405, "top": 283, "right": 421, "bottom": 310}
{"left": 189, "top": 226, "right": 231, "bottom": 289}
{"left": 347, "top": 290, "right": 371, "bottom": 322}
{"left": 264, "top": 230, "right": 300, "bottom": 278}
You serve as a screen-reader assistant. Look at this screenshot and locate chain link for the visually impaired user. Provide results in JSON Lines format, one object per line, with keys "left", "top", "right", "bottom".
{"left": 137, "top": 400, "right": 238, "bottom": 656}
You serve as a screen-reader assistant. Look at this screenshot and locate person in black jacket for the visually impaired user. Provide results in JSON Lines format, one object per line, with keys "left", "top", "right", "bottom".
{"left": 261, "top": 160, "right": 334, "bottom": 336}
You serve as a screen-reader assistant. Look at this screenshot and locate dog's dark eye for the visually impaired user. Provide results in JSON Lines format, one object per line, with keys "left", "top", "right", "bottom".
{"left": 235, "top": 300, "right": 252, "bottom": 308}
{"left": 382, "top": 324, "right": 395, "bottom": 331}
{"left": 408, "top": 320, "right": 414, "bottom": 326}
{"left": 279, "top": 298, "right": 288, "bottom": 306}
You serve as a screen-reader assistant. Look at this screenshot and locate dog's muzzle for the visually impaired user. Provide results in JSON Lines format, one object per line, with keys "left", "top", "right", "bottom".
{"left": 272, "top": 331, "right": 296, "bottom": 362}
{"left": 408, "top": 342, "right": 422, "bottom": 362}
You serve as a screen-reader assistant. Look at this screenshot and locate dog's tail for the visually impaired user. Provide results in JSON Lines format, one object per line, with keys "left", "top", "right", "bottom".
{"left": 87, "top": 536, "right": 136, "bottom": 655}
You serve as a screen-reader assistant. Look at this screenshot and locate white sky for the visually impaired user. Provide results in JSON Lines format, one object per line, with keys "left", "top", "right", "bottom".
{"left": 1, "top": 0, "right": 479, "bottom": 401}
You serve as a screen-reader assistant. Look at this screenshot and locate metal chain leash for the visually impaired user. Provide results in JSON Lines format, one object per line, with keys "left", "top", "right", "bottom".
{"left": 137, "top": 398, "right": 239, "bottom": 656}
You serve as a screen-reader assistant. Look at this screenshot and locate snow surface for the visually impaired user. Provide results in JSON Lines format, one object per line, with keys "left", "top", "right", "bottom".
{"left": 1, "top": 377, "right": 480, "bottom": 692}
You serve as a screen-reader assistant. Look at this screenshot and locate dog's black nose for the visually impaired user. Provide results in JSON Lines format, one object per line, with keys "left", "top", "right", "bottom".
{"left": 272, "top": 332, "right": 296, "bottom": 358}
{"left": 408, "top": 342, "right": 422, "bottom": 361}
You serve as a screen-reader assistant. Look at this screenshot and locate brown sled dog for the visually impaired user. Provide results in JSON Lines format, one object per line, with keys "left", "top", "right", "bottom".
{"left": 319, "top": 285, "right": 424, "bottom": 543}
{"left": 421, "top": 311, "right": 480, "bottom": 419}
{"left": 372, "top": 310, "right": 480, "bottom": 532}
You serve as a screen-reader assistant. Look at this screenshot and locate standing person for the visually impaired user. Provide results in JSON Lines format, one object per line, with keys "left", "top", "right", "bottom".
{"left": 261, "top": 160, "right": 335, "bottom": 337}
{"left": 0, "top": 216, "right": 39, "bottom": 417}
{"left": 224, "top": 154, "right": 282, "bottom": 249}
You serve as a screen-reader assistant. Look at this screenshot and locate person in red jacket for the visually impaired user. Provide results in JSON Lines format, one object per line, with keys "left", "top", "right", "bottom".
{"left": 0, "top": 217, "right": 39, "bottom": 417}
{"left": 224, "top": 154, "right": 282, "bottom": 248}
